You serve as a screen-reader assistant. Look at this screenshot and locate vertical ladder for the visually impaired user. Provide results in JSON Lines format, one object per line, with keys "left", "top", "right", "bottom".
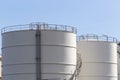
{"left": 67, "top": 52, "right": 82, "bottom": 80}
{"left": 36, "top": 24, "right": 41, "bottom": 80}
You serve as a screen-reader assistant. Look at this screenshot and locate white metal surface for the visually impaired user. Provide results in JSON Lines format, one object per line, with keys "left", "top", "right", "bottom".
{"left": 0, "top": 56, "right": 2, "bottom": 80}
{"left": 77, "top": 40, "right": 117, "bottom": 80}
{"left": 118, "top": 54, "right": 120, "bottom": 80}
{"left": 118, "top": 46, "right": 120, "bottom": 80}
{"left": 2, "top": 29, "right": 76, "bottom": 80}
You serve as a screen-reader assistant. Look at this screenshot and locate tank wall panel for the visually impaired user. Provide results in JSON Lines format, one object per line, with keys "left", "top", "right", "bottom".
{"left": 118, "top": 53, "right": 120, "bottom": 80}
{"left": 80, "top": 63, "right": 117, "bottom": 76}
{"left": 2, "top": 46, "right": 76, "bottom": 65}
{"left": 77, "top": 76, "right": 117, "bottom": 80}
{"left": 0, "top": 59, "right": 2, "bottom": 78}
{"left": 77, "top": 41, "right": 117, "bottom": 63}
{"left": 2, "top": 30, "right": 76, "bottom": 48}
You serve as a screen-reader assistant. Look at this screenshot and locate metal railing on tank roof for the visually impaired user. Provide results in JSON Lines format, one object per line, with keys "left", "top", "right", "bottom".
{"left": 77, "top": 34, "right": 118, "bottom": 43}
{"left": 1, "top": 22, "right": 77, "bottom": 34}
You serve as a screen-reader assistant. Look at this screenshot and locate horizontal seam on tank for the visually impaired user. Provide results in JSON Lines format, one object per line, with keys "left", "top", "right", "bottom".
{"left": 78, "top": 75, "right": 117, "bottom": 77}
{"left": 3, "top": 72, "right": 73, "bottom": 76}
{"left": 2, "top": 29, "right": 76, "bottom": 34}
{"left": 82, "top": 62, "right": 117, "bottom": 64}
{"left": 2, "top": 63, "right": 76, "bottom": 67}
{"left": 40, "top": 29, "right": 76, "bottom": 34}
{"left": 77, "top": 40, "right": 117, "bottom": 43}
{"left": 2, "top": 44, "right": 76, "bottom": 49}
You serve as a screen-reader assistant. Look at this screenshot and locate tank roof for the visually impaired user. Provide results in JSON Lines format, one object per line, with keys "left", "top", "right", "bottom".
{"left": 1, "top": 22, "right": 77, "bottom": 34}
{"left": 77, "top": 34, "right": 118, "bottom": 43}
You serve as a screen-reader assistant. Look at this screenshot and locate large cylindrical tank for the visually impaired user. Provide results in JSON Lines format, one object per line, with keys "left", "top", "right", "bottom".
{"left": 1, "top": 23, "right": 77, "bottom": 80}
{"left": 117, "top": 45, "right": 120, "bottom": 80}
{"left": 0, "top": 56, "right": 2, "bottom": 80}
{"left": 77, "top": 34, "right": 117, "bottom": 80}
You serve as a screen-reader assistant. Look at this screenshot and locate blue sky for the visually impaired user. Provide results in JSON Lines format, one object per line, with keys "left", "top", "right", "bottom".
{"left": 0, "top": 0, "right": 120, "bottom": 51}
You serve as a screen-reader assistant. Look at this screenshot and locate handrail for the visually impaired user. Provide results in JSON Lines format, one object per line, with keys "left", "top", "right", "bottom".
{"left": 1, "top": 22, "right": 77, "bottom": 34}
{"left": 77, "top": 34, "right": 117, "bottom": 43}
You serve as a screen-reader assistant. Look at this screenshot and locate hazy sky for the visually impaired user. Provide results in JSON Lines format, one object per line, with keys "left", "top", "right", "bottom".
{"left": 0, "top": 0, "right": 120, "bottom": 52}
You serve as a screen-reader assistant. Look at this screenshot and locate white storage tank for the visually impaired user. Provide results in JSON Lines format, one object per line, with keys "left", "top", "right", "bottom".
{"left": 117, "top": 44, "right": 120, "bottom": 80}
{"left": 0, "top": 56, "right": 2, "bottom": 80}
{"left": 1, "top": 23, "right": 77, "bottom": 80}
{"left": 77, "top": 34, "right": 117, "bottom": 80}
